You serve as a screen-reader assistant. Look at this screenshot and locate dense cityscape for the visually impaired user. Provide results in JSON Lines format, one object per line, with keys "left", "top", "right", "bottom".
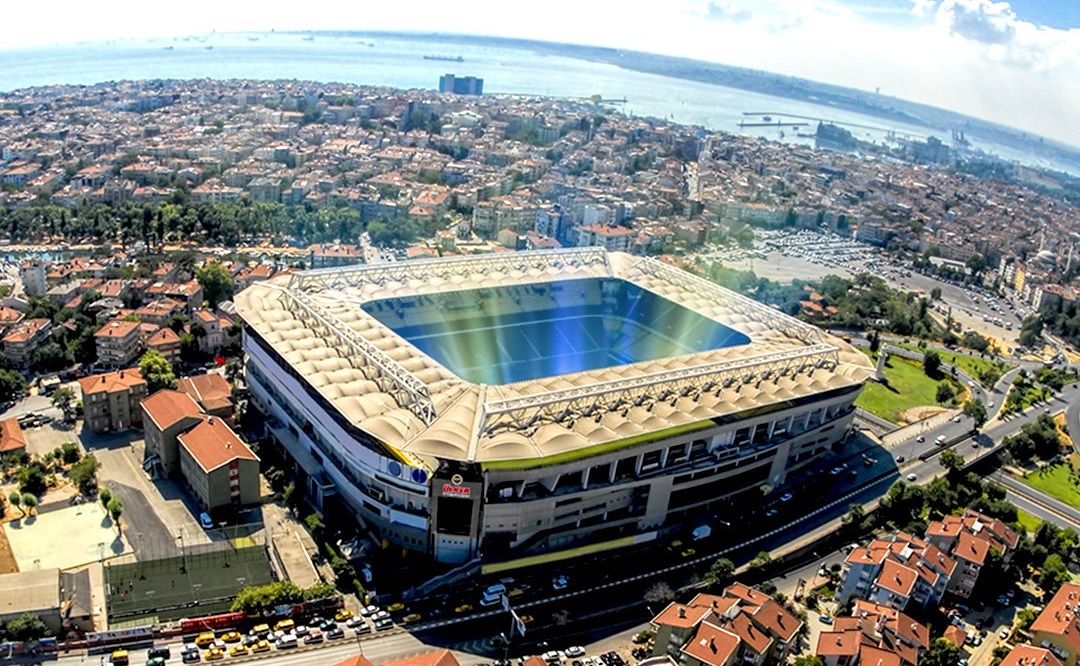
{"left": 0, "top": 67, "right": 1076, "bottom": 666}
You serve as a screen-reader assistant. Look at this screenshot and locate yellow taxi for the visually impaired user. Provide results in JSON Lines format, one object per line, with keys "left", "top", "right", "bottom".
{"left": 402, "top": 613, "right": 422, "bottom": 624}
{"left": 455, "top": 604, "right": 473, "bottom": 614}
{"left": 250, "top": 640, "right": 272, "bottom": 654}
{"left": 204, "top": 646, "right": 225, "bottom": 661}
{"left": 220, "top": 631, "right": 243, "bottom": 643}
{"left": 387, "top": 602, "right": 405, "bottom": 612}
{"left": 228, "top": 644, "right": 248, "bottom": 657}
{"left": 195, "top": 632, "right": 217, "bottom": 648}
{"left": 334, "top": 608, "right": 354, "bottom": 621}
{"left": 273, "top": 619, "right": 295, "bottom": 633}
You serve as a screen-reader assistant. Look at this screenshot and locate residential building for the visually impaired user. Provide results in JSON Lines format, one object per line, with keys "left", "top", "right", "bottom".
{"left": 438, "top": 74, "right": 483, "bottom": 95}
{"left": 308, "top": 243, "right": 364, "bottom": 269}
{"left": 925, "top": 509, "right": 1019, "bottom": 598}
{"left": 0, "top": 417, "right": 26, "bottom": 459}
{"left": 19, "top": 259, "right": 47, "bottom": 297}
{"left": 136, "top": 298, "right": 185, "bottom": 326}
{"left": 814, "top": 600, "right": 929, "bottom": 666}
{"left": 146, "top": 326, "right": 181, "bottom": 366}
{"left": 193, "top": 309, "right": 223, "bottom": 354}
{"left": 141, "top": 390, "right": 203, "bottom": 476}
{"left": 652, "top": 583, "right": 802, "bottom": 666}
{"left": 2, "top": 318, "right": 52, "bottom": 368}
{"left": 0, "top": 569, "right": 93, "bottom": 636}
{"left": 78, "top": 368, "right": 148, "bottom": 433}
{"left": 177, "top": 373, "right": 234, "bottom": 419}
{"left": 1000, "top": 645, "right": 1064, "bottom": 666}
{"left": 1030, "top": 581, "right": 1080, "bottom": 666}
{"left": 839, "top": 532, "right": 955, "bottom": 610}
{"left": 95, "top": 319, "right": 143, "bottom": 368}
{"left": 177, "top": 416, "right": 260, "bottom": 511}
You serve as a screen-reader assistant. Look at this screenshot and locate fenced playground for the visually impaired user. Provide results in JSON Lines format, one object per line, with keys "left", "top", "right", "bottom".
{"left": 105, "top": 542, "right": 275, "bottom": 624}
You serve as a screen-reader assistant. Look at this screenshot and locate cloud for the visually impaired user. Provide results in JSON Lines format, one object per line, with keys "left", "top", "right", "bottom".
{"left": 703, "top": 1, "right": 752, "bottom": 22}
{"left": 935, "top": 0, "right": 1018, "bottom": 44}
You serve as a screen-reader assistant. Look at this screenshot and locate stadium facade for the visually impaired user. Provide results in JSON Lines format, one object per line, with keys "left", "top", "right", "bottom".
{"left": 235, "top": 249, "right": 874, "bottom": 563}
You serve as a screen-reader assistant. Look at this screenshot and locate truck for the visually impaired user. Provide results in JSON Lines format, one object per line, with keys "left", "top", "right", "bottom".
{"left": 691, "top": 524, "right": 712, "bottom": 541}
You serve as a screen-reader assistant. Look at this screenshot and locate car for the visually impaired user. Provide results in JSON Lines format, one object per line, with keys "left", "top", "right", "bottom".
{"left": 250, "top": 623, "right": 271, "bottom": 638}
{"left": 374, "top": 617, "right": 394, "bottom": 631}
{"left": 999, "top": 627, "right": 1010, "bottom": 639}
{"left": 327, "top": 627, "right": 346, "bottom": 641}
{"left": 199, "top": 512, "right": 214, "bottom": 529}
{"left": 360, "top": 605, "right": 379, "bottom": 616}
{"left": 294, "top": 625, "right": 310, "bottom": 637}
{"left": 228, "top": 645, "right": 248, "bottom": 657}
{"left": 896, "top": 455, "right": 905, "bottom": 462}
{"left": 829, "top": 467, "right": 843, "bottom": 475}
{"left": 401, "top": 613, "right": 422, "bottom": 624}
{"left": 455, "top": 604, "right": 474, "bottom": 614}
{"left": 779, "top": 493, "right": 793, "bottom": 502}
{"left": 318, "top": 618, "right": 337, "bottom": 631}
{"left": 765, "top": 509, "right": 778, "bottom": 517}
{"left": 916, "top": 435, "right": 925, "bottom": 443}
{"left": 372, "top": 610, "right": 390, "bottom": 621}
{"left": 181, "top": 649, "right": 201, "bottom": 664}
{"left": 953, "top": 415, "right": 963, "bottom": 423}
{"left": 353, "top": 623, "right": 372, "bottom": 636}
{"left": 203, "top": 647, "right": 224, "bottom": 662}
{"left": 250, "top": 640, "right": 271, "bottom": 654}
{"left": 997, "top": 595, "right": 1010, "bottom": 605}
{"left": 906, "top": 473, "right": 917, "bottom": 482}
{"left": 387, "top": 602, "right": 406, "bottom": 612}
{"left": 147, "top": 658, "right": 167, "bottom": 666}
{"left": 681, "top": 548, "right": 696, "bottom": 557}
{"left": 819, "top": 614, "right": 834, "bottom": 625}
{"left": 273, "top": 619, "right": 295, "bottom": 633}
{"left": 566, "top": 647, "right": 587, "bottom": 658}
{"left": 346, "top": 616, "right": 367, "bottom": 628}
{"left": 552, "top": 575, "right": 569, "bottom": 590}
{"left": 148, "top": 646, "right": 171, "bottom": 660}
{"left": 220, "top": 631, "right": 242, "bottom": 644}
{"left": 520, "top": 614, "right": 534, "bottom": 625}
{"left": 275, "top": 634, "right": 298, "bottom": 649}
{"left": 335, "top": 608, "right": 354, "bottom": 621}
{"left": 304, "top": 629, "right": 324, "bottom": 644}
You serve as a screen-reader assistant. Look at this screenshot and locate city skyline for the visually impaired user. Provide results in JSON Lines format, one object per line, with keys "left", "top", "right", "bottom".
{"left": 2, "top": 0, "right": 1078, "bottom": 147}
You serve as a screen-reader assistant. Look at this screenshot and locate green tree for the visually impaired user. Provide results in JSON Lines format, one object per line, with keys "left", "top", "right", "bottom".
{"left": 963, "top": 399, "right": 988, "bottom": 428}
{"left": 305, "top": 511, "right": 325, "bottom": 539}
{"left": 923, "top": 350, "right": 943, "bottom": 378}
{"left": 69, "top": 454, "right": 101, "bottom": 495}
{"left": 20, "top": 493, "right": 37, "bottom": 516}
{"left": 936, "top": 381, "right": 957, "bottom": 404}
{"left": 8, "top": 491, "right": 22, "bottom": 517}
{"left": 59, "top": 441, "right": 81, "bottom": 464}
{"left": 1, "top": 612, "right": 49, "bottom": 641}
{"left": 748, "top": 551, "right": 772, "bottom": 570}
{"left": 0, "top": 369, "right": 28, "bottom": 403}
{"left": 99, "top": 486, "right": 112, "bottom": 508}
{"left": 705, "top": 557, "right": 736, "bottom": 586}
{"left": 51, "top": 386, "right": 77, "bottom": 419}
{"left": 921, "top": 638, "right": 963, "bottom": 666}
{"left": 794, "top": 656, "right": 824, "bottom": 666}
{"left": 195, "top": 262, "right": 235, "bottom": 308}
{"left": 139, "top": 349, "right": 176, "bottom": 393}
{"left": 1039, "top": 553, "right": 1071, "bottom": 596}
{"left": 843, "top": 502, "right": 866, "bottom": 526}
{"left": 107, "top": 497, "right": 124, "bottom": 531}
{"left": 939, "top": 449, "right": 964, "bottom": 474}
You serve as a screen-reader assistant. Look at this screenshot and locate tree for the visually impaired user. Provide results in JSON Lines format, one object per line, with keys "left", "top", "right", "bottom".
{"left": 20, "top": 493, "right": 37, "bottom": 516}
{"left": 794, "top": 656, "right": 824, "bottom": 666}
{"left": 179, "top": 332, "right": 201, "bottom": 363}
{"left": 196, "top": 262, "right": 235, "bottom": 308}
{"left": 868, "top": 330, "right": 881, "bottom": 353}
{"left": 59, "top": 442, "right": 80, "bottom": 464}
{"left": 939, "top": 449, "right": 965, "bottom": 474}
{"left": 107, "top": 497, "right": 124, "bottom": 531}
{"left": 0, "top": 368, "right": 28, "bottom": 404}
{"left": 139, "top": 349, "right": 176, "bottom": 393}
{"left": 99, "top": 486, "right": 112, "bottom": 508}
{"left": 51, "top": 386, "right": 76, "bottom": 419}
{"left": 921, "top": 638, "right": 963, "bottom": 666}
{"left": 8, "top": 491, "right": 22, "bottom": 517}
{"left": 69, "top": 454, "right": 100, "bottom": 495}
{"left": 923, "top": 350, "right": 942, "bottom": 378}
{"left": 1, "top": 612, "right": 49, "bottom": 641}
{"left": 963, "top": 399, "right": 988, "bottom": 428}
{"left": 1039, "top": 553, "right": 1071, "bottom": 596}
{"left": 748, "top": 551, "right": 772, "bottom": 571}
{"left": 644, "top": 581, "right": 675, "bottom": 604}
{"left": 705, "top": 557, "right": 736, "bottom": 586}
{"left": 843, "top": 502, "right": 865, "bottom": 526}
{"left": 304, "top": 511, "right": 325, "bottom": 539}
{"left": 936, "top": 381, "right": 956, "bottom": 404}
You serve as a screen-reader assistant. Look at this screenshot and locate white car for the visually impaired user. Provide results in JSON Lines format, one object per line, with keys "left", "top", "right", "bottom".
{"left": 906, "top": 473, "right": 917, "bottom": 482}
{"left": 565, "top": 647, "right": 586, "bottom": 658}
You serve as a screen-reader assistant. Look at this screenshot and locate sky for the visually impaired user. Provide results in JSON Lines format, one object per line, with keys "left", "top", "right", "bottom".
{"left": 3, "top": 0, "right": 1079, "bottom": 147}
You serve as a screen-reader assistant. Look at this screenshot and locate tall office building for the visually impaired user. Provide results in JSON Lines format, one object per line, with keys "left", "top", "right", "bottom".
{"left": 439, "top": 74, "right": 484, "bottom": 96}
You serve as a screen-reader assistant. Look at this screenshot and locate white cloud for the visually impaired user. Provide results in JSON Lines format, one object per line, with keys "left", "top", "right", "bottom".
{"left": 936, "top": 0, "right": 1018, "bottom": 44}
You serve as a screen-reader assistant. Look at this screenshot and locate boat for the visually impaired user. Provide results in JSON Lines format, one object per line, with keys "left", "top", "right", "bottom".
{"left": 424, "top": 55, "right": 464, "bottom": 62}
{"left": 763, "top": 116, "right": 772, "bottom": 122}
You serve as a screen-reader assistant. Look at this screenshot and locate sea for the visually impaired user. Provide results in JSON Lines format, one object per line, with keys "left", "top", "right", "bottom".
{"left": 0, "top": 32, "right": 1072, "bottom": 174}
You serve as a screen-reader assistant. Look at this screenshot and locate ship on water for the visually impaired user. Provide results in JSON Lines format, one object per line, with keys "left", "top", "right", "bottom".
{"left": 424, "top": 54, "right": 464, "bottom": 62}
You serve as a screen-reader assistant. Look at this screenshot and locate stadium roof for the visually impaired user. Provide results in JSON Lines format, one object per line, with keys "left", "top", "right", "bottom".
{"left": 235, "top": 248, "right": 873, "bottom": 468}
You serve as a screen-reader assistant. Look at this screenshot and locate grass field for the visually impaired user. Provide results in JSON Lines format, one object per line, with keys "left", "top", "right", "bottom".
{"left": 893, "top": 341, "right": 1010, "bottom": 386}
{"left": 1015, "top": 509, "right": 1043, "bottom": 533}
{"left": 1022, "top": 456, "right": 1080, "bottom": 510}
{"left": 855, "top": 352, "right": 959, "bottom": 423}
{"left": 105, "top": 545, "right": 274, "bottom": 623}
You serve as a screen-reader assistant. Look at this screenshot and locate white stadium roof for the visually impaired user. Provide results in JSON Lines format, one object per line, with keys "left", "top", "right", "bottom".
{"left": 235, "top": 248, "right": 874, "bottom": 468}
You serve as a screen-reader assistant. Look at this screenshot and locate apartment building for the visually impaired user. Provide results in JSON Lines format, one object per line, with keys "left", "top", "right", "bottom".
{"left": 2, "top": 318, "right": 52, "bottom": 368}
{"left": 1030, "top": 581, "right": 1080, "bottom": 666}
{"left": 78, "top": 369, "right": 148, "bottom": 434}
{"left": 95, "top": 319, "right": 143, "bottom": 368}
{"left": 177, "top": 416, "right": 259, "bottom": 511}
{"left": 815, "top": 599, "right": 929, "bottom": 666}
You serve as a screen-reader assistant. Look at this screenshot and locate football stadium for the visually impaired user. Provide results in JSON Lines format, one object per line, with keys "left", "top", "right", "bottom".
{"left": 235, "top": 248, "right": 874, "bottom": 563}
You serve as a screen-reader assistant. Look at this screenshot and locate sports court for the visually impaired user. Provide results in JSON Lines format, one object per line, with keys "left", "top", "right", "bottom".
{"left": 104, "top": 542, "right": 274, "bottom": 623}
{"left": 364, "top": 277, "right": 750, "bottom": 384}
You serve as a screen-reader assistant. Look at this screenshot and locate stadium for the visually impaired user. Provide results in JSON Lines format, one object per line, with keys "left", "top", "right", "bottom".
{"left": 235, "top": 248, "right": 874, "bottom": 563}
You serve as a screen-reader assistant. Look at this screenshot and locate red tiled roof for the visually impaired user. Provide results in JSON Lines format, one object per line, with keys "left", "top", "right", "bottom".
{"left": 148, "top": 327, "right": 181, "bottom": 346}
{"left": 0, "top": 417, "right": 26, "bottom": 454}
{"left": 942, "top": 625, "right": 967, "bottom": 649}
{"left": 79, "top": 368, "right": 145, "bottom": 396}
{"left": 380, "top": 650, "right": 460, "bottom": 666}
{"left": 178, "top": 373, "right": 233, "bottom": 413}
{"left": 954, "top": 531, "right": 991, "bottom": 565}
{"left": 876, "top": 559, "right": 918, "bottom": 597}
{"left": 1000, "top": 645, "right": 1064, "bottom": 666}
{"left": 96, "top": 319, "right": 140, "bottom": 338}
{"left": 178, "top": 416, "right": 257, "bottom": 473}
{"left": 142, "top": 390, "right": 202, "bottom": 431}
{"left": 654, "top": 602, "right": 711, "bottom": 629}
{"left": 816, "top": 630, "right": 862, "bottom": 656}
{"left": 1030, "top": 581, "right": 1080, "bottom": 658}
{"left": 330, "top": 657, "right": 376, "bottom": 666}
{"left": 682, "top": 622, "right": 739, "bottom": 666}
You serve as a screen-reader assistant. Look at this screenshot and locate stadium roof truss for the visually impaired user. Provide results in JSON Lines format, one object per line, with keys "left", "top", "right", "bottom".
{"left": 238, "top": 248, "right": 873, "bottom": 463}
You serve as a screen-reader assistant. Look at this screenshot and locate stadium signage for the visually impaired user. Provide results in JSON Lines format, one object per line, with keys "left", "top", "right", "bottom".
{"left": 442, "top": 483, "right": 471, "bottom": 497}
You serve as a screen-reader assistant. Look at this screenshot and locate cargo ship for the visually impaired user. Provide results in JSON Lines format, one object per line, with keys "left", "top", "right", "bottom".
{"left": 424, "top": 55, "right": 464, "bottom": 62}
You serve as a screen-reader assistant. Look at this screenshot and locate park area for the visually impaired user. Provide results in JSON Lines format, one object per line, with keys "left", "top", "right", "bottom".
{"left": 855, "top": 352, "right": 963, "bottom": 424}
{"left": 105, "top": 543, "right": 275, "bottom": 624}
{"left": 1021, "top": 454, "right": 1080, "bottom": 510}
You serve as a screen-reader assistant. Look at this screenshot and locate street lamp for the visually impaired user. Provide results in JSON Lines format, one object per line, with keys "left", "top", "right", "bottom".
{"left": 177, "top": 530, "right": 186, "bottom": 573}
